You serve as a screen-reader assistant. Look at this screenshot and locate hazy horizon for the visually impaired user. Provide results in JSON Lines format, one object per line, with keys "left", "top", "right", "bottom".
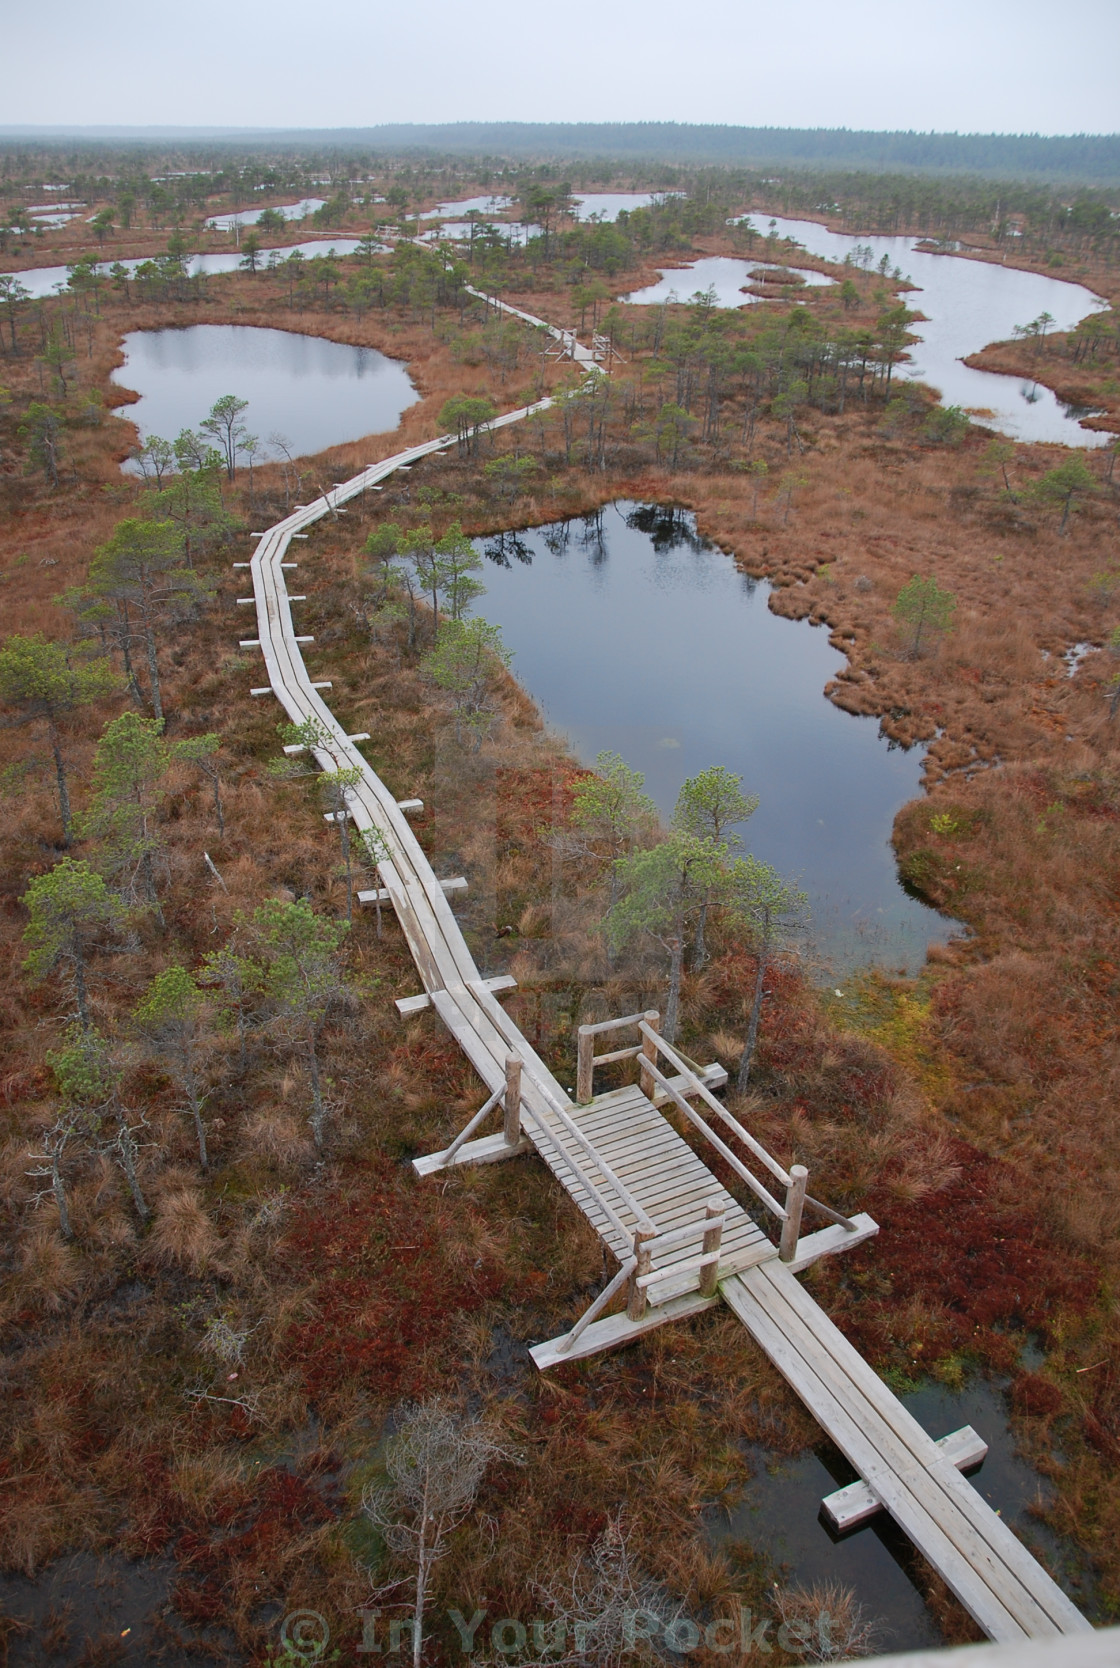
{"left": 4, "top": 0, "right": 1117, "bottom": 138}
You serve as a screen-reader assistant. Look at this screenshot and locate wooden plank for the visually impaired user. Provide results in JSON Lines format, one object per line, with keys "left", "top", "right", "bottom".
{"left": 413, "top": 1130, "right": 533, "bottom": 1176}
{"left": 762, "top": 1264, "right": 1079, "bottom": 1604}
{"left": 721, "top": 1272, "right": 1033, "bottom": 1641}
{"left": 395, "top": 973, "right": 516, "bottom": 1017}
{"left": 824, "top": 1426, "right": 989, "bottom": 1532}
{"left": 725, "top": 1265, "right": 1087, "bottom": 1638}
{"left": 359, "top": 876, "right": 466, "bottom": 905}
{"left": 395, "top": 992, "right": 433, "bottom": 1017}
{"left": 785, "top": 1213, "right": 879, "bottom": 1273}
{"left": 530, "top": 1290, "right": 719, "bottom": 1370}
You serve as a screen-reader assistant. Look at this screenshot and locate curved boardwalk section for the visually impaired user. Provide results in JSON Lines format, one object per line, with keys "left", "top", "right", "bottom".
{"left": 240, "top": 305, "right": 1090, "bottom": 1644}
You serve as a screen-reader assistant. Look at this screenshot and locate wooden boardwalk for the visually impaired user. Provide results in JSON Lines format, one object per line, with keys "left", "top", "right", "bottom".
{"left": 239, "top": 296, "right": 1091, "bottom": 1646}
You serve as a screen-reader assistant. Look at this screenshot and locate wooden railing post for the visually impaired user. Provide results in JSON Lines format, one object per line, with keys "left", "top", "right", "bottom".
{"left": 780, "top": 1164, "right": 809, "bottom": 1262}
{"left": 699, "top": 1202, "right": 723, "bottom": 1297}
{"left": 576, "top": 1025, "right": 594, "bottom": 1105}
{"left": 627, "top": 1227, "right": 655, "bottom": 1320}
{"left": 503, "top": 1056, "right": 522, "bottom": 1146}
{"left": 639, "top": 1010, "right": 660, "bottom": 1101}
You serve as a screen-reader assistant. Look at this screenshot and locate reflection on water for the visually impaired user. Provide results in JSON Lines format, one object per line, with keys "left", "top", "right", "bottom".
{"left": 710, "top": 1376, "right": 1096, "bottom": 1652}
{"left": 430, "top": 194, "right": 513, "bottom": 219}
{"left": 571, "top": 191, "right": 682, "bottom": 221}
{"left": 625, "top": 254, "right": 834, "bottom": 309}
{"left": 737, "top": 214, "right": 1110, "bottom": 448}
{"left": 2, "top": 241, "right": 364, "bottom": 300}
{"left": 474, "top": 501, "right": 957, "bottom": 977}
{"left": 420, "top": 221, "right": 541, "bottom": 248}
{"left": 206, "top": 197, "right": 326, "bottom": 231}
{"left": 111, "top": 325, "right": 418, "bottom": 467}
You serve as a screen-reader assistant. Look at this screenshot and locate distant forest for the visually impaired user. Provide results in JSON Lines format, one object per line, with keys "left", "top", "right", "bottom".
{"left": 4, "top": 123, "right": 1120, "bottom": 185}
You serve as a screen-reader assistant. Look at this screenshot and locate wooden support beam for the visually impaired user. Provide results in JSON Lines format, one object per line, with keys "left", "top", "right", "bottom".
{"left": 530, "top": 1290, "right": 719, "bottom": 1371}
{"left": 348, "top": 732, "right": 370, "bottom": 743}
{"left": 310, "top": 681, "right": 332, "bottom": 690}
{"left": 239, "top": 639, "right": 261, "bottom": 647}
{"left": 780, "top": 1165, "right": 809, "bottom": 1263}
{"left": 627, "top": 1228, "right": 655, "bottom": 1321}
{"left": 782, "top": 1213, "right": 878, "bottom": 1273}
{"left": 395, "top": 974, "right": 516, "bottom": 1016}
{"left": 823, "top": 1427, "right": 989, "bottom": 1532}
{"left": 413, "top": 1129, "right": 533, "bottom": 1175}
{"left": 503, "top": 1056, "right": 522, "bottom": 1146}
{"left": 397, "top": 798, "right": 424, "bottom": 814}
{"left": 640, "top": 1009, "right": 660, "bottom": 1101}
{"left": 250, "top": 686, "right": 273, "bottom": 697}
{"left": 359, "top": 876, "right": 466, "bottom": 905}
{"left": 700, "top": 1202, "right": 723, "bottom": 1298}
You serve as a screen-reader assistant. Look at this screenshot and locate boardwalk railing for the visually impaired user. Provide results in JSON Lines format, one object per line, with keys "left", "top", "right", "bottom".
{"left": 431, "top": 1055, "right": 524, "bottom": 1166}
{"left": 553, "top": 1205, "right": 726, "bottom": 1355}
{"left": 577, "top": 1011, "right": 857, "bottom": 1264}
{"left": 637, "top": 1019, "right": 859, "bottom": 1261}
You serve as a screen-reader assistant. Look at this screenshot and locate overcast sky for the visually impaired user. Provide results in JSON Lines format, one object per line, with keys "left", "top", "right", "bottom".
{"left": 4, "top": 0, "right": 1117, "bottom": 135}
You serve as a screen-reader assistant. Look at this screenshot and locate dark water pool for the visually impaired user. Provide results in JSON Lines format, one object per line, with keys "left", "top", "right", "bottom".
{"left": 473, "top": 502, "right": 957, "bottom": 977}
{"left": 708, "top": 1375, "right": 1096, "bottom": 1653}
{"left": 111, "top": 323, "right": 418, "bottom": 467}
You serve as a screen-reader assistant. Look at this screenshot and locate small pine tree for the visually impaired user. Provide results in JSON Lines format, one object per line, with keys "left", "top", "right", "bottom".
{"left": 254, "top": 900, "right": 353, "bottom": 1152}
{"left": 22, "top": 858, "right": 126, "bottom": 1029}
{"left": 133, "top": 966, "right": 214, "bottom": 1167}
{"left": 0, "top": 633, "right": 120, "bottom": 843}
{"left": 892, "top": 574, "right": 956, "bottom": 659}
{"left": 80, "top": 712, "right": 171, "bottom": 910}
{"left": 608, "top": 832, "right": 728, "bottom": 1044}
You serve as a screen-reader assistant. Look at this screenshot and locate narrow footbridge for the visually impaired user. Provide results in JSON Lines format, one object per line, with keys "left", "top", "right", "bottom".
{"left": 237, "top": 301, "right": 1090, "bottom": 1645}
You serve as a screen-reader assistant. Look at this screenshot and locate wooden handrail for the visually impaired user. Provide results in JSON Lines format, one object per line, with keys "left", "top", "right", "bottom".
{"left": 639, "top": 1024, "right": 857, "bottom": 1242}
{"left": 517, "top": 1101, "right": 643, "bottom": 1247}
{"left": 641, "top": 1056, "right": 788, "bottom": 1221}
{"left": 555, "top": 1256, "right": 636, "bottom": 1354}
{"left": 639, "top": 1021, "right": 793, "bottom": 1188}
{"left": 577, "top": 1010, "right": 658, "bottom": 1103}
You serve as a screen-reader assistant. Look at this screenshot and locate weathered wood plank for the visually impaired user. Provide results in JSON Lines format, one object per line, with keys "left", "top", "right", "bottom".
{"left": 824, "top": 1426, "right": 989, "bottom": 1532}
{"left": 530, "top": 1290, "right": 719, "bottom": 1370}
{"left": 413, "top": 1130, "right": 533, "bottom": 1176}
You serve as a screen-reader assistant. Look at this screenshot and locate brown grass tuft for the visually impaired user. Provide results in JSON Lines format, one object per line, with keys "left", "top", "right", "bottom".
{"left": 12, "top": 1227, "right": 81, "bottom": 1314}
{"left": 146, "top": 1187, "right": 221, "bottom": 1273}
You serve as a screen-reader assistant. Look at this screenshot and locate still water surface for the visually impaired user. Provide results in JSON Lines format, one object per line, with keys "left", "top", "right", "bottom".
{"left": 713, "top": 1375, "right": 1094, "bottom": 1652}
{"left": 625, "top": 254, "right": 834, "bottom": 308}
{"left": 571, "top": 191, "right": 682, "bottom": 221}
{"left": 475, "top": 502, "right": 954, "bottom": 976}
{"left": 740, "top": 214, "right": 1110, "bottom": 447}
{"left": 206, "top": 197, "right": 326, "bottom": 231}
{"left": 111, "top": 325, "right": 418, "bottom": 465}
{"left": 3, "top": 241, "right": 363, "bottom": 300}
{"left": 431, "top": 195, "right": 514, "bottom": 219}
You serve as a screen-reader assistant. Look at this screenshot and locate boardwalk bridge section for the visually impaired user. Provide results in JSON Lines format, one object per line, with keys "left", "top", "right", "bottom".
{"left": 237, "top": 297, "right": 1089, "bottom": 1646}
